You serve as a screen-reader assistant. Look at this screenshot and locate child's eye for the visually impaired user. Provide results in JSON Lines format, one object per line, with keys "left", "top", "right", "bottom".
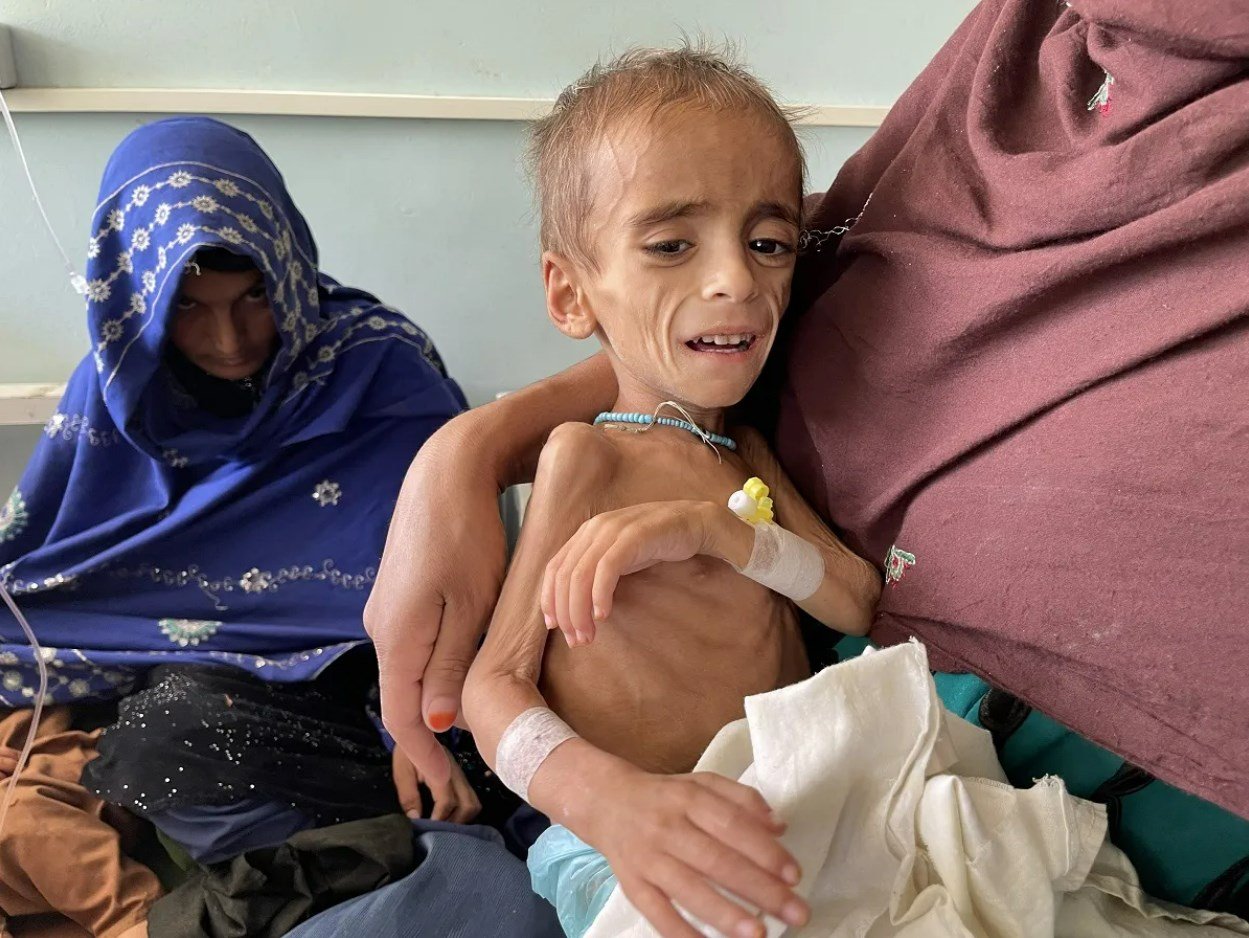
{"left": 748, "top": 239, "right": 792, "bottom": 256}
{"left": 245, "top": 286, "right": 269, "bottom": 303}
{"left": 175, "top": 296, "right": 197, "bottom": 311}
{"left": 644, "top": 240, "right": 692, "bottom": 257}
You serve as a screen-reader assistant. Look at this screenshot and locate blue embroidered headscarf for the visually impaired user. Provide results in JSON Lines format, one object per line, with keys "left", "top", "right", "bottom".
{"left": 0, "top": 117, "right": 466, "bottom": 705}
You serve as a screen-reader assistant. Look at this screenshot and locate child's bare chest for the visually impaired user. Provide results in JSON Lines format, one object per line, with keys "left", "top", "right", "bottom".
{"left": 538, "top": 431, "right": 809, "bottom": 773}
{"left": 603, "top": 433, "right": 755, "bottom": 511}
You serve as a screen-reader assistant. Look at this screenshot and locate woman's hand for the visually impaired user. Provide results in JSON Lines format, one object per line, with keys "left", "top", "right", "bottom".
{"left": 392, "top": 745, "right": 481, "bottom": 824}
{"left": 365, "top": 355, "right": 616, "bottom": 787}
{"left": 365, "top": 420, "right": 509, "bottom": 785}
{"left": 541, "top": 500, "right": 748, "bottom": 647}
{"left": 573, "top": 764, "right": 808, "bottom": 938}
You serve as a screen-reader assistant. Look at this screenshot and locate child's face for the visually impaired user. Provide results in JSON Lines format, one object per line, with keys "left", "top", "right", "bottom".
{"left": 546, "top": 106, "right": 801, "bottom": 412}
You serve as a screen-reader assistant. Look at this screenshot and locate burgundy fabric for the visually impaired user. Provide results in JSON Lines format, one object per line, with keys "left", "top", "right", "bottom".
{"left": 777, "top": 0, "right": 1249, "bottom": 817}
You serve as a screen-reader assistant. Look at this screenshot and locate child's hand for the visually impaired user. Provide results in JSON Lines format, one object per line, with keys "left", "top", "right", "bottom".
{"left": 579, "top": 766, "right": 808, "bottom": 938}
{"left": 542, "top": 500, "right": 746, "bottom": 646}
{"left": 392, "top": 745, "right": 481, "bottom": 824}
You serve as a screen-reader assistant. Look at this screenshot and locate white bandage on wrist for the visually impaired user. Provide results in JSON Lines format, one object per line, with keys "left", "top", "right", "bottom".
{"left": 495, "top": 707, "right": 579, "bottom": 803}
{"left": 734, "top": 521, "right": 825, "bottom": 602}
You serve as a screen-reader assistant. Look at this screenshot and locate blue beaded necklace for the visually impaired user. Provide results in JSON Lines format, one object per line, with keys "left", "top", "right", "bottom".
{"left": 594, "top": 401, "right": 737, "bottom": 453}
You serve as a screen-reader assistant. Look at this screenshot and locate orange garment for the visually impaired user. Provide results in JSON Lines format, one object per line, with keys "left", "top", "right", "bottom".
{"left": 0, "top": 707, "right": 159, "bottom": 938}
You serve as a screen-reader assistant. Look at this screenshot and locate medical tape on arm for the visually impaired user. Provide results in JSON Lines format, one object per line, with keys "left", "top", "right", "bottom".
{"left": 734, "top": 521, "right": 825, "bottom": 602}
{"left": 495, "top": 707, "right": 579, "bottom": 803}
{"left": 727, "top": 477, "right": 824, "bottom": 602}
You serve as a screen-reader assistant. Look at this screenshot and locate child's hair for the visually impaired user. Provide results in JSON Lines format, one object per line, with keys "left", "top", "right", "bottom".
{"left": 529, "top": 41, "right": 805, "bottom": 264}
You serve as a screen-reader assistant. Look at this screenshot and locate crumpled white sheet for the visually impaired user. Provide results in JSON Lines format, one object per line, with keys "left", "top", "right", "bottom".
{"left": 585, "top": 642, "right": 1249, "bottom": 938}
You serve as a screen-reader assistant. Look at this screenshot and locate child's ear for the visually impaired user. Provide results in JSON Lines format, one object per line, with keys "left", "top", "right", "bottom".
{"left": 542, "top": 251, "right": 597, "bottom": 340}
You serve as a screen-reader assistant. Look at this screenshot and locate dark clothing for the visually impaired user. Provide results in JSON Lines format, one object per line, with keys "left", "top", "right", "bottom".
{"left": 84, "top": 663, "right": 397, "bottom": 826}
{"left": 775, "top": 0, "right": 1249, "bottom": 817}
{"left": 148, "top": 815, "right": 414, "bottom": 938}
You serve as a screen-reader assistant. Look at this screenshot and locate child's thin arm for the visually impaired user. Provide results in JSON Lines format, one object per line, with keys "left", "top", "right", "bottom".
{"left": 543, "top": 429, "right": 879, "bottom": 643}
{"left": 732, "top": 428, "right": 881, "bottom": 635}
{"left": 461, "top": 424, "right": 613, "bottom": 799}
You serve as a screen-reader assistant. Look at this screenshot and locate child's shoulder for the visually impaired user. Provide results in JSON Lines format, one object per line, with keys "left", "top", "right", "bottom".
{"left": 534, "top": 421, "right": 621, "bottom": 489}
{"left": 543, "top": 420, "right": 617, "bottom": 458}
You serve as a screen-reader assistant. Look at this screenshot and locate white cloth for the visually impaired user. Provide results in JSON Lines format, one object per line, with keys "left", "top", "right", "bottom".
{"left": 585, "top": 642, "right": 1249, "bottom": 937}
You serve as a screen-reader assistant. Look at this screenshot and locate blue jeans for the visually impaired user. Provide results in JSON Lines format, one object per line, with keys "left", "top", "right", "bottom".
{"left": 290, "top": 820, "right": 563, "bottom": 938}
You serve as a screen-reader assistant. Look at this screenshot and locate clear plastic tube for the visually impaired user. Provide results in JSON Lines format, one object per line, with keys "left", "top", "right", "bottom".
{"left": 0, "top": 85, "right": 87, "bottom": 294}
{"left": 0, "top": 582, "right": 48, "bottom": 841}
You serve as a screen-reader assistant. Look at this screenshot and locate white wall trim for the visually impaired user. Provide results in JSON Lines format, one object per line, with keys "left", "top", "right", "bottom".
{"left": 2, "top": 87, "right": 888, "bottom": 127}
{"left": 0, "top": 384, "right": 64, "bottom": 427}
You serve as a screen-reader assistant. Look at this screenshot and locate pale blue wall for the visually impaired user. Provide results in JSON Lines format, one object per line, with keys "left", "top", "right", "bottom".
{"left": 0, "top": 0, "right": 977, "bottom": 490}
{"left": 2, "top": 1, "right": 970, "bottom": 100}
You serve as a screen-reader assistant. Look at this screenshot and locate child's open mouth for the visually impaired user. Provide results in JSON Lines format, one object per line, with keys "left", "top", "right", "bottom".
{"left": 684, "top": 333, "right": 758, "bottom": 353}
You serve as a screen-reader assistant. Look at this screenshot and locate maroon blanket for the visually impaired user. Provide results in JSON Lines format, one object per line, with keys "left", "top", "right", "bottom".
{"left": 778, "top": 0, "right": 1248, "bottom": 816}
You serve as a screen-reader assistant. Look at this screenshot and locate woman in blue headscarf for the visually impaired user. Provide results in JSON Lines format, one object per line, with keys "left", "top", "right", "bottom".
{"left": 0, "top": 117, "right": 478, "bottom": 936}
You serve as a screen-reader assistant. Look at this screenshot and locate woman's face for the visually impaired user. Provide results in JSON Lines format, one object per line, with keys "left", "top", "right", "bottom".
{"left": 169, "top": 267, "right": 277, "bottom": 380}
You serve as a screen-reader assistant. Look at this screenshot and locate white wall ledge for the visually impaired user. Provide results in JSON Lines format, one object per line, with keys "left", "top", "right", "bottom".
{"left": 0, "top": 383, "right": 64, "bottom": 427}
{"left": 1, "top": 87, "right": 888, "bottom": 127}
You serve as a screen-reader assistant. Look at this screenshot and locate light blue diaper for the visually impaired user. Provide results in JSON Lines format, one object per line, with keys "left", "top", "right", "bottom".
{"left": 528, "top": 824, "right": 619, "bottom": 938}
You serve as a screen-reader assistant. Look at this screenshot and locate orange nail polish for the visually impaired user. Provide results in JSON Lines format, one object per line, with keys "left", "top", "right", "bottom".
{"left": 427, "top": 711, "right": 456, "bottom": 732}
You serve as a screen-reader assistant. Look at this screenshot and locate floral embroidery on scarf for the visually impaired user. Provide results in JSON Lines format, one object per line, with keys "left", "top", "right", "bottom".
{"left": 0, "top": 650, "right": 140, "bottom": 708}
{"left": 103, "top": 560, "right": 375, "bottom": 610}
{"left": 0, "top": 565, "right": 78, "bottom": 595}
{"left": 159, "top": 618, "right": 223, "bottom": 647}
{"left": 240, "top": 568, "right": 274, "bottom": 593}
{"left": 312, "top": 480, "right": 342, "bottom": 508}
{"left": 43, "top": 413, "right": 122, "bottom": 447}
{"left": 86, "top": 162, "right": 448, "bottom": 400}
{"left": 0, "top": 490, "right": 28, "bottom": 543}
